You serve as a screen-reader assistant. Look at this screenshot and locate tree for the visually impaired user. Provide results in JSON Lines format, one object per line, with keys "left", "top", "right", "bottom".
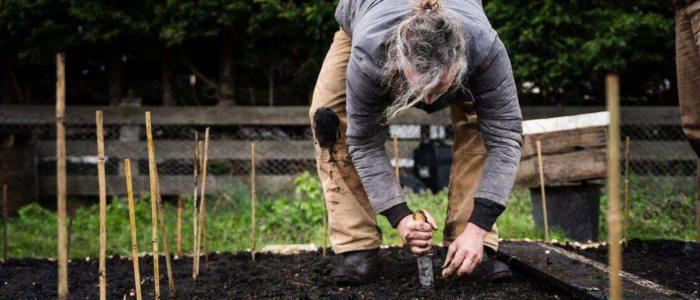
{"left": 485, "top": 0, "right": 675, "bottom": 105}
{"left": 158, "top": 0, "right": 253, "bottom": 105}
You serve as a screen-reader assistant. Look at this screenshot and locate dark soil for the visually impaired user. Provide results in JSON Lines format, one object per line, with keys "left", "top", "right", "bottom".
{"left": 0, "top": 245, "right": 571, "bottom": 299}
{"left": 558, "top": 239, "right": 700, "bottom": 298}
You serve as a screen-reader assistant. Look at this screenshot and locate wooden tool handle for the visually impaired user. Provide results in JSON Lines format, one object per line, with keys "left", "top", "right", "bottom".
{"left": 413, "top": 210, "right": 427, "bottom": 223}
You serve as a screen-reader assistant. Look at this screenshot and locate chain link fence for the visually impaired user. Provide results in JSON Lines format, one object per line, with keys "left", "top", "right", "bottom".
{"left": 0, "top": 106, "right": 697, "bottom": 197}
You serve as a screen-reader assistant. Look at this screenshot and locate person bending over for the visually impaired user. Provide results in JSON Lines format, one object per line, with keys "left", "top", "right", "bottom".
{"left": 310, "top": 0, "right": 522, "bottom": 284}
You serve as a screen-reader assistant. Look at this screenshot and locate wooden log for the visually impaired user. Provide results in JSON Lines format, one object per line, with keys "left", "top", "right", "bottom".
{"left": 96, "top": 111, "right": 107, "bottom": 300}
{"left": 606, "top": 74, "right": 622, "bottom": 300}
{"left": 144, "top": 112, "right": 161, "bottom": 299}
{"left": 124, "top": 159, "right": 143, "bottom": 300}
{"left": 56, "top": 52, "right": 69, "bottom": 300}
{"left": 536, "top": 139, "right": 549, "bottom": 240}
{"left": 515, "top": 148, "right": 607, "bottom": 188}
{"left": 521, "top": 126, "right": 607, "bottom": 159}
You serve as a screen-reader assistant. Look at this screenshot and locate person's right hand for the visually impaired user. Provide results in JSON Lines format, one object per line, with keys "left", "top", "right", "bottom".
{"left": 396, "top": 211, "right": 438, "bottom": 255}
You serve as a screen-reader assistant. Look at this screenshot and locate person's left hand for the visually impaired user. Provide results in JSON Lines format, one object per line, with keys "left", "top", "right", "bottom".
{"left": 441, "top": 222, "right": 488, "bottom": 279}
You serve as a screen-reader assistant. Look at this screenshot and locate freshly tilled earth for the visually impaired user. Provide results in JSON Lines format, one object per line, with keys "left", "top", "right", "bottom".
{"left": 0, "top": 246, "right": 570, "bottom": 299}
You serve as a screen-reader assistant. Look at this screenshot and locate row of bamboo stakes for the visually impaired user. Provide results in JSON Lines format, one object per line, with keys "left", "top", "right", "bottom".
{"left": 44, "top": 54, "right": 695, "bottom": 300}
{"left": 52, "top": 53, "right": 294, "bottom": 300}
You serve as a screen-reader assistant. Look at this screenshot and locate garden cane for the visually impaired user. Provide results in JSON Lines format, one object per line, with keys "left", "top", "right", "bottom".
{"left": 413, "top": 211, "right": 434, "bottom": 289}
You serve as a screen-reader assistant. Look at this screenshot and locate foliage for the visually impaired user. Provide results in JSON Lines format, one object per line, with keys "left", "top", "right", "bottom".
{"left": 14, "top": 171, "right": 697, "bottom": 259}
{"left": 598, "top": 176, "right": 697, "bottom": 241}
{"left": 0, "top": 0, "right": 676, "bottom": 105}
{"left": 485, "top": 0, "right": 675, "bottom": 104}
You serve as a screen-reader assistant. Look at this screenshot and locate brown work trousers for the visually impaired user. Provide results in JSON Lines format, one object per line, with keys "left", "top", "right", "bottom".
{"left": 677, "top": 2, "right": 700, "bottom": 158}
{"left": 310, "top": 29, "right": 499, "bottom": 254}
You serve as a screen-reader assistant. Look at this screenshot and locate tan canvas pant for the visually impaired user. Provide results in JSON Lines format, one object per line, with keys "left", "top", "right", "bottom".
{"left": 677, "top": 2, "right": 700, "bottom": 158}
{"left": 310, "top": 29, "right": 499, "bottom": 254}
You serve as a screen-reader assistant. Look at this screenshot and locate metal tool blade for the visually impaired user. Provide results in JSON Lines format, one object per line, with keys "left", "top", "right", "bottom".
{"left": 417, "top": 254, "right": 434, "bottom": 288}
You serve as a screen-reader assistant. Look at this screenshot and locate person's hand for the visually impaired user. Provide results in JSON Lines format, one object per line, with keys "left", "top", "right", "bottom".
{"left": 396, "top": 211, "right": 438, "bottom": 255}
{"left": 442, "top": 222, "right": 488, "bottom": 279}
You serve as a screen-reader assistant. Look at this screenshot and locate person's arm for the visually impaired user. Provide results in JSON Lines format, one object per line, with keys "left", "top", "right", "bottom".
{"left": 468, "top": 35, "right": 523, "bottom": 231}
{"left": 442, "top": 35, "right": 522, "bottom": 279}
{"left": 344, "top": 58, "right": 414, "bottom": 227}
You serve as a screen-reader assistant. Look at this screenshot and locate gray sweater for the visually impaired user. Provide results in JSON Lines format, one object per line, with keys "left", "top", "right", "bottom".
{"left": 336, "top": 0, "right": 522, "bottom": 214}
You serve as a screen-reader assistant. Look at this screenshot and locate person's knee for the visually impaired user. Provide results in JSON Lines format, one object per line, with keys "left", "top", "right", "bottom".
{"left": 312, "top": 107, "right": 341, "bottom": 149}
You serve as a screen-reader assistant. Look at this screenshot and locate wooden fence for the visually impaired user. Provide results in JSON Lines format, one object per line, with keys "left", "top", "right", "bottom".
{"left": 0, "top": 105, "right": 694, "bottom": 196}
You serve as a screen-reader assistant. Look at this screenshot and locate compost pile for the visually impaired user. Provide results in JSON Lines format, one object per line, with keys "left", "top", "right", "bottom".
{"left": 558, "top": 239, "right": 700, "bottom": 297}
{"left": 0, "top": 245, "right": 569, "bottom": 299}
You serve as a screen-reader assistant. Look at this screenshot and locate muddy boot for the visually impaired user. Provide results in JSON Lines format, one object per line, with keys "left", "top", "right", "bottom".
{"left": 330, "top": 248, "right": 381, "bottom": 285}
{"left": 469, "top": 249, "right": 511, "bottom": 283}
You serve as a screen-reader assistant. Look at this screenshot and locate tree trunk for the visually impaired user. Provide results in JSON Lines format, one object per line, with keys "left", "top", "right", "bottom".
{"left": 107, "top": 46, "right": 125, "bottom": 105}
{"left": 218, "top": 31, "right": 236, "bottom": 105}
{"left": 161, "top": 49, "right": 174, "bottom": 106}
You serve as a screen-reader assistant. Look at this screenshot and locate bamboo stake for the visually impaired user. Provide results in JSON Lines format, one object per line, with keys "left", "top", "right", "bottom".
{"left": 393, "top": 135, "right": 400, "bottom": 182}
{"left": 95, "top": 111, "right": 107, "bottom": 300}
{"left": 203, "top": 214, "right": 208, "bottom": 266}
{"left": 2, "top": 184, "right": 7, "bottom": 262}
{"left": 177, "top": 197, "right": 182, "bottom": 258}
{"left": 155, "top": 184, "right": 175, "bottom": 294}
{"left": 322, "top": 195, "right": 327, "bottom": 257}
{"left": 145, "top": 112, "right": 176, "bottom": 295}
{"left": 124, "top": 160, "right": 143, "bottom": 300}
{"left": 56, "top": 52, "right": 69, "bottom": 300}
{"left": 536, "top": 139, "right": 549, "bottom": 241}
{"left": 696, "top": 160, "right": 700, "bottom": 243}
{"left": 144, "top": 112, "right": 161, "bottom": 299}
{"left": 251, "top": 142, "right": 256, "bottom": 261}
{"left": 194, "top": 141, "right": 204, "bottom": 278}
{"left": 195, "top": 130, "right": 210, "bottom": 277}
{"left": 606, "top": 74, "right": 622, "bottom": 300}
{"left": 624, "top": 136, "right": 631, "bottom": 246}
{"left": 192, "top": 133, "right": 199, "bottom": 279}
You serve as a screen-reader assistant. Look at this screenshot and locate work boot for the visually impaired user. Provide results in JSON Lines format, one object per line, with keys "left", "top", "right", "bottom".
{"left": 468, "top": 248, "right": 511, "bottom": 283}
{"left": 330, "top": 248, "right": 381, "bottom": 285}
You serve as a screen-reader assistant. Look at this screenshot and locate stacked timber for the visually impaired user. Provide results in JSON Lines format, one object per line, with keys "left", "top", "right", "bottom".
{"left": 516, "top": 112, "right": 610, "bottom": 188}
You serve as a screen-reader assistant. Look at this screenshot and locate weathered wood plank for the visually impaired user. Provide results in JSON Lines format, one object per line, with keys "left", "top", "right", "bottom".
{"left": 497, "top": 241, "right": 691, "bottom": 300}
{"left": 516, "top": 148, "right": 607, "bottom": 188}
{"left": 522, "top": 127, "right": 607, "bottom": 159}
{"left": 37, "top": 140, "right": 421, "bottom": 160}
{"left": 0, "top": 105, "right": 681, "bottom": 126}
{"left": 39, "top": 175, "right": 297, "bottom": 196}
{"left": 522, "top": 112, "right": 609, "bottom": 135}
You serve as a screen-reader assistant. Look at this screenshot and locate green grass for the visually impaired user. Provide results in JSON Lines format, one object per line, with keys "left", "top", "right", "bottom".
{"left": 4, "top": 172, "right": 697, "bottom": 258}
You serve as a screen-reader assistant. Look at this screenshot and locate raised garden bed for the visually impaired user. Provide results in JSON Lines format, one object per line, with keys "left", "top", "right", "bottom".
{"left": 0, "top": 245, "right": 570, "bottom": 299}
{"left": 557, "top": 239, "right": 700, "bottom": 298}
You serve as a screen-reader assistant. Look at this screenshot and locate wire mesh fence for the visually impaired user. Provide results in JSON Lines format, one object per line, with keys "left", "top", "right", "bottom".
{"left": 0, "top": 105, "right": 697, "bottom": 197}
